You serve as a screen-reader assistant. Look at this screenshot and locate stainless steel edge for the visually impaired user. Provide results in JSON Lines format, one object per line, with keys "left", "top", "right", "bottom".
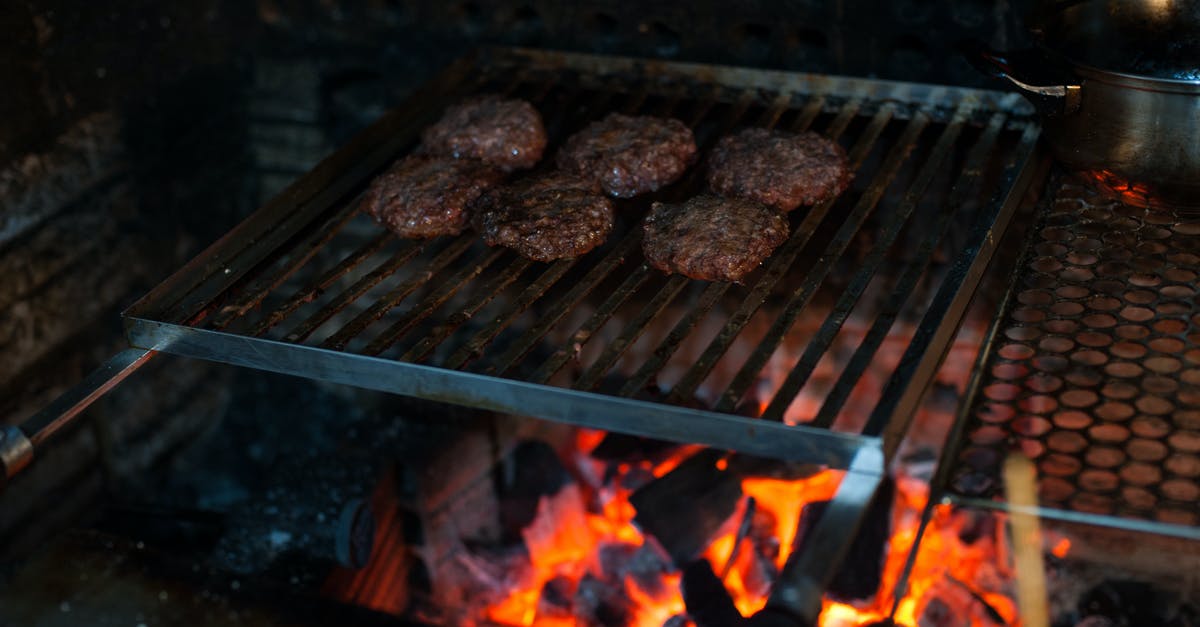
{"left": 495, "top": 46, "right": 1037, "bottom": 115}
{"left": 124, "top": 317, "right": 878, "bottom": 468}
{"left": 766, "top": 444, "right": 886, "bottom": 623}
{"left": 947, "top": 495, "right": 1200, "bottom": 541}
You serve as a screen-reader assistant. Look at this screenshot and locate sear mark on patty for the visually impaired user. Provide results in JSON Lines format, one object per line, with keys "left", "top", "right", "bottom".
{"left": 556, "top": 113, "right": 698, "bottom": 198}
{"left": 362, "top": 155, "right": 505, "bottom": 239}
{"left": 707, "top": 127, "right": 852, "bottom": 212}
{"left": 472, "top": 172, "right": 615, "bottom": 262}
{"left": 420, "top": 96, "right": 548, "bottom": 170}
{"left": 642, "top": 194, "right": 789, "bottom": 283}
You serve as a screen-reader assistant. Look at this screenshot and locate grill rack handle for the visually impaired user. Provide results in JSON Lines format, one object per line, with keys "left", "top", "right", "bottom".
{"left": 1, "top": 348, "right": 155, "bottom": 491}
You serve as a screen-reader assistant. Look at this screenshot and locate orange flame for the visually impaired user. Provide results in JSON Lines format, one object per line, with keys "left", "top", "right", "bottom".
{"left": 479, "top": 439, "right": 1026, "bottom": 627}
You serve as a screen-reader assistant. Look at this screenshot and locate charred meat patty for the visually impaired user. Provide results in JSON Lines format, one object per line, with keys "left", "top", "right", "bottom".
{"left": 556, "top": 113, "right": 698, "bottom": 198}
{"left": 642, "top": 194, "right": 789, "bottom": 282}
{"left": 361, "top": 155, "right": 505, "bottom": 239}
{"left": 420, "top": 96, "right": 547, "bottom": 170}
{"left": 472, "top": 173, "right": 614, "bottom": 262}
{"left": 707, "top": 128, "right": 852, "bottom": 211}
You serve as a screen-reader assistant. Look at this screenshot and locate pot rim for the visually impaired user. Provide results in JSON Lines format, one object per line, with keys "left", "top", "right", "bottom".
{"left": 1043, "top": 47, "right": 1200, "bottom": 94}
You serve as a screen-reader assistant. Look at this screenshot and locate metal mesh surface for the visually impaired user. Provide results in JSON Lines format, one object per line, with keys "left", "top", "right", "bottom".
{"left": 947, "top": 180, "right": 1200, "bottom": 534}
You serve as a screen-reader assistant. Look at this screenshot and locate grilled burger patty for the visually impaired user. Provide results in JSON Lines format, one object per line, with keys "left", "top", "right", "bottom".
{"left": 420, "top": 96, "right": 548, "bottom": 170}
{"left": 642, "top": 194, "right": 789, "bottom": 282}
{"left": 556, "top": 113, "right": 697, "bottom": 198}
{"left": 472, "top": 173, "right": 615, "bottom": 262}
{"left": 706, "top": 128, "right": 852, "bottom": 212}
{"left": 362, "top": 155, "right": 505, "bottom": 239}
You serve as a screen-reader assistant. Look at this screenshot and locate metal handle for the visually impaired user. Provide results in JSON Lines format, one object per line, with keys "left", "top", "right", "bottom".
{"left": 1, "top": 348, "right": 156, "bottom": 491}
{"left": 963, "top": 43, "right": 1082, "bottom": 116}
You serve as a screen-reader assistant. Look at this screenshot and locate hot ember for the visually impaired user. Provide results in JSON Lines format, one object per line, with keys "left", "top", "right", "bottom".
{"left": 448, "top": 429, "right": 1027, "bottom": 627}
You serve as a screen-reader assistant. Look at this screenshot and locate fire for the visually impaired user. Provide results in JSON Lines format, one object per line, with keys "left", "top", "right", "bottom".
{"left": 475, "top": 429, "right": 1049, "bottom": 627}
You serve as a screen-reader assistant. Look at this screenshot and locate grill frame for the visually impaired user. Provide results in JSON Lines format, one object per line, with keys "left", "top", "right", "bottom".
{"left": 122, "top": 46, "right": 1040, "bottom": 468}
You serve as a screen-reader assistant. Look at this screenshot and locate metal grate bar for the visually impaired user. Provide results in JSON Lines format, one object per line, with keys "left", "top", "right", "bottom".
{"left": 385, "top": 85, "right": 680, "bottom": 363}
{"left": 665, "top": 100, "right": 882, "bottom": 405}
{"left": 758, "top": 104, "right": 980, "bottom": 422}
{"left": 869, "top": 122, "right": 1041, "bottom": 458}
{"left": 527, "top": 262, "right": 653, "bottom": 383}
{"left": 208, "top": 193, "right": 365, "bottom": 331}
{"left": 398, "top": 257, "right": 534, "bottom": 363}
{"left": 247, "top": 231, "right": 395, "bottom": 337}
{"left": 804, "top": 112, "right": 1009, "bottom": 427}
{"left": 145, "top": 66, "right": 498, "bottom": 325}
{"left": 573, "top": 275, "right": 690, "bottom": 390}
{"left": 570, "top": 95, "right": 797, "bottom": 392}
{"left": 614, "top": 96, "right": 827, "bottom": 398}
{"left": 299, "top": 238, "right": 460, "bottom": 346}
{"left": 525, "top": 92, "right": 759, "bottom": 383}
{"left": 483, "top": 229, "right": 643, "bottom": 376}
{"left": 713, "top": 112, "right": 932, "bottom": 413}
{"left": 356, "top": 247, "right": 510, "bottom": 354}
{"left": 482, "top": 89, "right": 744, "bottom": 378}
{"left": 441, "top": 256, "right": 579, "bottom": 370}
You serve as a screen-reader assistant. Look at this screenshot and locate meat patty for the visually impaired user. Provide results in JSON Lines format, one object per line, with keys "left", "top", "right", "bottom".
{"left": 472, "top": 173, "right": 615, "bottom": 262}
{"left": 420, "top": 96, "right": 547, "bottom": 170}
{"left": 707, "top": 128, "right": 852, "bottom": 212}
{"left": 362, "top": 155, "right": 505, "bottom": 239}
{"left": 642, "top": 194, "right": 789, "bottom": 282}
{"left": 556, "top": 113, "right": 697, "bottom": 198}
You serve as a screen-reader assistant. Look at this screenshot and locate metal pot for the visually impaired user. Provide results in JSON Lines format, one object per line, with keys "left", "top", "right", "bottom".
{"left": 971, "top": 1, "right": 1200, "bottom": 208}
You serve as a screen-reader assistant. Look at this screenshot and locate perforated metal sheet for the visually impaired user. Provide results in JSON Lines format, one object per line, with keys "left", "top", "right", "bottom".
{"left": 946, "top": 180, "right": 1200, "bottom": 536}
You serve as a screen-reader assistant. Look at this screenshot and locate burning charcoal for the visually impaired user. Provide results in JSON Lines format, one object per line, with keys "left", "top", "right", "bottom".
{"left": 681, "top": 559, "right": 744, "bottom": 627}
{"left": 590, "top": 433, "right": 685, "bottom": 465}
{"left": 955, "top": 508, "right": 998, "bottom": 545}
{"left": 574, "top": 573, "right": 632, "bottom": 626}
{"left": 726, "top": 454, "right": 822, "bottom": 481}
{"left": 623, "top": 544, "right": 676, "bottom": 598}
{"left": 631, "top": 450, "right": 743, "bottom": 566}
{"left": 496, "top": 440, "right": 572, "bottom": 540}
{"left": 598, "top": 542, "right": 641, "bottom": 582}
{"left": 663, "top": 616, "right": 691, "bottom": 627}
{"left": 793, "top": 478, "right": 895, "bottom": 603}
{"left": 537, "top": 575, "right": 577, "bottom": 623}
{"left": 919, "top": 597, "right": 961, "bottom": 627}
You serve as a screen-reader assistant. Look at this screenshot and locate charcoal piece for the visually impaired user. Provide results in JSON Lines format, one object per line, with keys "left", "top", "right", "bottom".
{"left": 589, "top": 432, "right": 684, "bottom": 465}
{"left": 682, "top": 559, "right": 745, "bottom": 627}
{"left": 630, "top": 449, "right": 743, "bottom": 566}
{"left": 744, "top": 608, "right": 813, "bottom": 627}
{"left": 495, "top": 439, "right": 572, "bottom": 540}
{"left": 792, "top": 477, "right": 896, "bottom": 603}
{"left": 573, "top": 573, "right": 631, "bottom": 626}
{"left": 537, "top": 575, "right": 576, "bottom": 622}
{"left": 1075, "top": 617, "right": 1117, "bottom": 627}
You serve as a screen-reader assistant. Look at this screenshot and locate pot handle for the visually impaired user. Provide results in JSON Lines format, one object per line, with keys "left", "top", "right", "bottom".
{"left": 962, "top": 42, "right": 1082, "bottom": 116}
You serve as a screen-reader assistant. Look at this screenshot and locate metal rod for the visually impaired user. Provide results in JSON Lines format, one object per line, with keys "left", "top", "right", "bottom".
{"left": 208, "top": 192, "right": 365, "bottom": 331}
{"left": 248, "top": 231, "right": 394, "bottom": 337}
{"left": 573, "top": 275, "right": 690, "bottom": 391}
{"left": 399, "top": 257, "right": 534, "bottom": 363}
{"left": 357, "top": 247, "right": 509, "bottom": 355}
{"left": 442, "top": 257, "right": 579, "bottom": 370}
{"left": 766, "top": 445, "right": 886, "bottom": 624}
{"left": 483, "top": 229, "right": 643, "bottom": 376}
{"left": 808, "top": 112, "right": 1009, "bottom": 428}
{"left": 665, "top": 100, "right": 881, "bottom": 406}
{"left": 125, "top": 317, "right": 878, "bottom": 468}
{"left": 282, "top": 239, "right": 431, "bottom": 344}
{"left": 868, "top": 122, "right": 1041, "bottom": 459}
{"left": 528, "top": 263, "right": 654, "bottom": 383}
{"left": 756, "top": 104, "right": 975, "bottom": 421}
{"left": 714, "top": 110, "right": 932, "bottom": 414}
{"left": 615, "top": 97, "right": 826, "bottom": 399}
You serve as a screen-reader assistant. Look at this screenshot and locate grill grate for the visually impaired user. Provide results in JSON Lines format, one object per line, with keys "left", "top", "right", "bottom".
{"left": 125, "top": 48, "right": 1039, "bottom": 466}
{"left": 943, "top": 180, "right": 1200, "bottom": 539}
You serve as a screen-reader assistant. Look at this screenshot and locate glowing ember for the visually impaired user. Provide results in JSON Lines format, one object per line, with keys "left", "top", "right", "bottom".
{"left": 475, "top": 429, "right": 1044, "bottom": 627}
